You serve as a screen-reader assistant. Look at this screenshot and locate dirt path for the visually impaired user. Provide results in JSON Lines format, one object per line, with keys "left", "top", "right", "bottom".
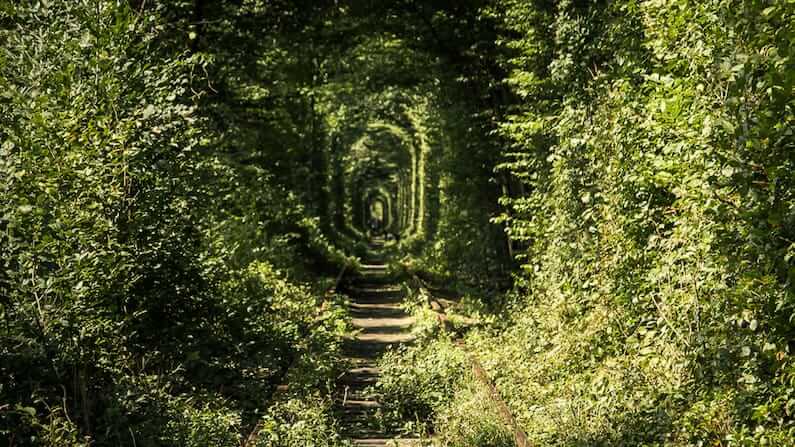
{"left": 335, "top": 260, "right": 421, "bottom": 446}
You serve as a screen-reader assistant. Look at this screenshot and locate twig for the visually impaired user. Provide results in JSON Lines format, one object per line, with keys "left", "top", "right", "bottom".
{"left": 651, "top": 294, "right": 690, "bottom": 349}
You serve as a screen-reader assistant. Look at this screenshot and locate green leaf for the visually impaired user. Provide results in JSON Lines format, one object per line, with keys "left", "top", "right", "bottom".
{"left": 17, "top": 406, "right": 36, "bottom": 418}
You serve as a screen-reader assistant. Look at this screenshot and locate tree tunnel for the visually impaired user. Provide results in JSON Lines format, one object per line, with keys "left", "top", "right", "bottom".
{"left": 321, "top": 80, "right": 439, "bottom": 254}
{"left": 339, "top": 120, "right": 426, "bottom": 237}
{"left": 300, "top": 11, "right": 510, "bottom": 275}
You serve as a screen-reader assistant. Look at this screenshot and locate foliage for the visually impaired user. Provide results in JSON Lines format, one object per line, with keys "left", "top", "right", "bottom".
{"left": 482, "top": 0, "right": 795, "bottom": 445}
{"left": 0, "top": 0, "right": 350, "bottom": 444}
{"left": 253, "top": 394, "right": 345, "bottom": 447}
{"left": 375, "top": 339, "right": 468, "bottom": 435}
{"left": 434, "top": 381, "right": 514, "bottom": 447}
{"left": 4, "top": 0, "right": 792, "bottom": 445}
{"left": 375, "top": 337, "right": 515, "bottom": 447}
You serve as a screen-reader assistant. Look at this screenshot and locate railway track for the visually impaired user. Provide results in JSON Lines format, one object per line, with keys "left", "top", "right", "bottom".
{"left": 335, "top": 244, "right": 422, "bottom": 446}
{"left": 330, "top": 239, "right": 527, "bottom": 447}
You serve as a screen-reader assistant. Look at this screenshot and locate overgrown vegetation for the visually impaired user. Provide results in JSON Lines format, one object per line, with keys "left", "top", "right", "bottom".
{"left": 375, "top": 339, "right": 468, "bottom": 436}
{"left": 1, "top": 0, "right": 793, "bottom": 445}
{"left": 1, "top": 1, "right": 349, "bottom": 445}
{"left": 473, "top": 0, "right": 795, "bottom": 445}
{"left": 375, "top": 335, "right": 513, "bottom": 447}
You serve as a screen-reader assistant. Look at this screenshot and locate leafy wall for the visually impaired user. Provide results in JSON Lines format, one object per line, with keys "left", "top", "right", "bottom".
{"left": 482, "top": 0, "right": 795, "bottom": 444}
{"left": 0, "top": 2, "right": 349, "bottom": 445}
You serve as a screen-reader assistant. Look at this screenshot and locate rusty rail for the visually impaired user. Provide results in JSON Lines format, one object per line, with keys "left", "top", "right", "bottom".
{"left": 408, "top": 273, "right": 531, "bottom": 447}
{"left": 241, "top": 263, "right": 349, "bottom": 447}
{"left": 463, "top": 341, "right": 530, "bottom": 447}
